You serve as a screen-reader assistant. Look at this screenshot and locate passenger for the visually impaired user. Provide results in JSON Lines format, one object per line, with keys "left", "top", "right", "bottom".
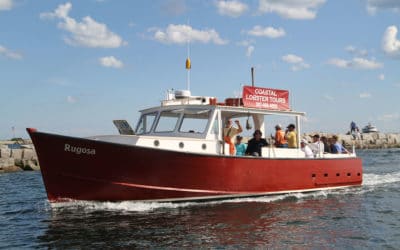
{"left": 350, "top": 121, "right": 356, "bottom": 134}
{"left": 309, "top": 134, "right": 324, "bottom": 157}
{"left": 245, "top": 129, "right": 269, "bottom": 157}
{"left": 224, "top": 119, "right": 243, "bottom": 155}
{"left": 285, "top": 124, "right": 298, "bottom": 148}
{"left": 273, "top": 124, "right": 288, "bottom": 148}
{"left": 321, "top": 136, "right": 330, "bottom": 153}
{"left": 355, "top": 127, "right": 361, "bottom": 140}
{"left": 331, "top": 135, "right": 349, "bottom": 154}
{"left": 328, "top": 137, "right": 335, "bottom": 152}
{"left": 300, "top": 139, "right": 314, "bottom": 158}
{"left": 235, "top": 135, "right": 247, "bottom": 156}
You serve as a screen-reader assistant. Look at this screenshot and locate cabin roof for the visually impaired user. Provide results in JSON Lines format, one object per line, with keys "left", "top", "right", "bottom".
{"left": 139, "top": 104, "right": 306, "bottom": 117}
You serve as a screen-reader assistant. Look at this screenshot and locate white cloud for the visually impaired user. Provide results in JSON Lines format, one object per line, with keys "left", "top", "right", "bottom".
{"left": 327, "top": 57, "right": 383, "bottom": 70}
{"left": 282, "top": 54, "right": 303, "bottom": 64}
{"left": 237, "top": 39, "right": 255, "bottom": 47}
{"left": 246, "top": 45, "right": 254, "bottom": 57}
{"left": 247, "top": 25, "right": 286, "bottom": 38}
{"left": 216, "top": 0, "right": 248, "bottom": 17}
{"left": 323, "top": 94, "right": 334, "bottom": 101}
{"left": 151, "top": 24, "right": 228, "bottom": 45}
{"left": 327, "top": 58, "right": 348, "bottom": 68}
{"left": 162, "top": 0, "right": 187, "bottom": 16}
{"left": 237, "top": 39, "right": 255, "bottom": 57}
{"left": 367, "top": 0, "right": 400, "bottom": 15}
{"left": 282, "top": 54, "right": 310, "bottom": 71}
{"left": 258, "top": 0, "right": 326, "bottom": 20}
{"left": 99, "top": 56, "right": 124, "bottom": 68}
{"left": 0, "top": 45, "right": 22, "bottom": 60}
{"left": 378, "top": 74, "right": 385, "bottom": 80}
{"left": 359, "top": 92, "right": 371, "bottom": 98}
{"left": 377, "top": 113, "right": 399, "bottom": 121}
{"left": 67, "top": 95, "right": 77, "bottom": 104}
{"left": 0, "top": 0, "right": 12, "bottom": 10}
{"left": 382, "top": 25, "right": 400, "bottom": 57}
{"left": 345, "top": 45, "right": 368, "bottom": 57}
{"left": 40, "top": 2, "right": 126, "bottom": 48}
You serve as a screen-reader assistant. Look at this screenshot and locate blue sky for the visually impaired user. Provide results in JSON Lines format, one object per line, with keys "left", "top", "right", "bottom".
{"left": 1, "top": 0, "right": 399, "bottom": 139}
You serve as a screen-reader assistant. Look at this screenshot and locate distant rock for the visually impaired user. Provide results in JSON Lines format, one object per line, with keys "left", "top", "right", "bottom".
{"left": 302, "top": 132, "right": 400, "bottom": 149}
{"left": 0, "top": 141, "right": 40, "bottom": 173}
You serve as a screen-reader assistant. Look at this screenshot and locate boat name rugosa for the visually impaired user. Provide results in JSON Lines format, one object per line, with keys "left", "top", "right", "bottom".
{"left": 64, "top": 143, "right": 96, "bottom": 155}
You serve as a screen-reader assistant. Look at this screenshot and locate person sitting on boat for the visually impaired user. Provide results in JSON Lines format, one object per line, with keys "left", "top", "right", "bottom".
{"left": 245, "top": 129, "right": 269, "bottom": 157}
{"left": 235, "top": 135, "right": 247, "bottom": 156}
{"left": 321, "top": 136, "right": 331, "bottom": 153}
{"left": 272, "top": 124, "right": 288, "bottom": 148}
{"left": 331, "top": 135, "right": 349, "bottom": 154}
{"left": 300, "top": 139, "right": 314, "bottom": 158}
{"left": 285, "top": 124, "right": 298, "bottom": 148}
{"left": 224, "top": 119, "right": 243, "bottom": 155}
{"left": 309, "top": 134, "right": 324, "bottom": 157}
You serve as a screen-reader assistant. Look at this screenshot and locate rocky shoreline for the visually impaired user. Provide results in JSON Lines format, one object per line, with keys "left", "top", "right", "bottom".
{"left": 1, "top": 132, "right": 399, "bottom": 173}
{"left": 0, "top": 139, "right": 39, "bottom": 173}
{"left": 302, "top": 132, "right": 400, "bottom": 150}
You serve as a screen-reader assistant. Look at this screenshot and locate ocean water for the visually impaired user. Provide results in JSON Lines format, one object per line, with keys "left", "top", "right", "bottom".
{"left": 1, "top": 149, "right": 399, "bottom": 249}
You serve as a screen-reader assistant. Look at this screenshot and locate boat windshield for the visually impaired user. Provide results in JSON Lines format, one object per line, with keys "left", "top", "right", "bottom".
{"left": 136, "top": 108, "right": 212, "bottom": 136}
{"left": 135, "top": 112, "right": 157, "bottom": 134}
{"left": 178, "top": 109, "right": 211, "bottom": 134}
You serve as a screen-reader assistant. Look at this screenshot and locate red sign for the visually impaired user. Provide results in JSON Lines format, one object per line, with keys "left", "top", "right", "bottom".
{"left": 242, "top": 86, "right": 290, "bottom": 110}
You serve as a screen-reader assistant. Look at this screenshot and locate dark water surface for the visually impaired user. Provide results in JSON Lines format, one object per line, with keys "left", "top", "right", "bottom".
{"left": 1, "top": 149, "right": 399, "bottom": 248}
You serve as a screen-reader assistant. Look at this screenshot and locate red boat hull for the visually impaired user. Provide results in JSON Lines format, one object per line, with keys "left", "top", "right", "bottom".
{"left": 27, "top": 129, "right": 363, "bottom": 202}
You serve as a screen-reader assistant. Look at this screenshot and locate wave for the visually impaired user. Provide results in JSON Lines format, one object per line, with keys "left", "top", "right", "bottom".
{"left": 48, "top": 190, "right": 354, "bottom": 213}
{"left": 49, "top": 172, "right": 400, "bottom": 213}
{"left": 363, "top": 172, "right": 400, "bottom": 186}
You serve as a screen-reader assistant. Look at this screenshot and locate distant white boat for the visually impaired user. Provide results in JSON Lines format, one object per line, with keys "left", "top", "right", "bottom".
{"left": 362, "top": 123, "right": 378, "bottom": 133}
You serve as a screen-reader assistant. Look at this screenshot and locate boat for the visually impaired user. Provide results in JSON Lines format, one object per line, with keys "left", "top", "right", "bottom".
{"left": 27, "top": 78, "right": 362, "bottom": 203}
{"left": 362, "top": 123, "right": 378, "bottom": 133}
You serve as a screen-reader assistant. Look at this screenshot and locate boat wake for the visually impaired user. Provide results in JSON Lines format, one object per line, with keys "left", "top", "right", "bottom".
{"left": 363, "top": 172, "right": 400, "bottom": 187}
{"left": 49, "top": 171, "right": 400, "bottom": 213}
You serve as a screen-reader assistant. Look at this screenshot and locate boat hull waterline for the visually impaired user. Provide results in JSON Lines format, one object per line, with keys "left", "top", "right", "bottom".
{"left": 27, "top": 128, "right": 362, "bottom": 203}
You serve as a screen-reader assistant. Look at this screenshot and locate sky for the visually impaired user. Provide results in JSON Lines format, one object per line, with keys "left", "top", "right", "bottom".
{"left": 0, "top": 0, "right": 399, "bottom": 139}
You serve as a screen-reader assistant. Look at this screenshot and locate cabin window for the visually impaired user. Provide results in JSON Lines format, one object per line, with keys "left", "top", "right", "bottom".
{"left": 210, "top": 115, "right": 219, "bottom": 135}
{"left": 155, "top": 111, "right": 180, "bottom": 132}
{"left": 136, "top": 113, "right": 157, "bottom": 134}
{"left": 179, "top": 109, "right": 210, "bottom": 134}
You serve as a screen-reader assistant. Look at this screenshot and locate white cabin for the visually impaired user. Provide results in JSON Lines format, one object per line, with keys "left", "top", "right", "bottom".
{"left": 90, "top": 89, "right": 355, "bottom": 159}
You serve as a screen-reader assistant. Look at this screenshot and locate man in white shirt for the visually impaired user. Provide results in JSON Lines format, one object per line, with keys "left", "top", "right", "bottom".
{"left": 300, "top": 139, "right": 314, "bottom": 158}
{"left": 309, "top": 134, "right": 324, "bottom": 157}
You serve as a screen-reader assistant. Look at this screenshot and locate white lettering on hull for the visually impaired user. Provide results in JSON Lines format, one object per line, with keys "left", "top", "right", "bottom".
{"left": 64, "top": 144, "right": 96, "bottom": 155}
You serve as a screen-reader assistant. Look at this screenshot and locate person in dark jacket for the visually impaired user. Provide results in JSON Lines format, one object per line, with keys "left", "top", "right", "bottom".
{"left": 245, "top": 129, "right": 269, "bottom": 156}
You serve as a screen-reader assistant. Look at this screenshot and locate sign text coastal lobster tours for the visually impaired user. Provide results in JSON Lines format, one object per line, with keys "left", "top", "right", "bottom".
{"left": 242, "top": 86, "right": 290, "bottom": 110}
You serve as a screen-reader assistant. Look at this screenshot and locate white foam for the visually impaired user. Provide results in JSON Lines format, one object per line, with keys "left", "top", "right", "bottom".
{"left": 48, "top": 172, "right": 400, "bottom": 212}
{"left": 363, "top": 172, "right": 400, "bottom": 186}
{"left": 51, "top": 200, "right": 198, "bottom": 212}
{"left": 48, "top": 191, "right": 342, "bottom": 212}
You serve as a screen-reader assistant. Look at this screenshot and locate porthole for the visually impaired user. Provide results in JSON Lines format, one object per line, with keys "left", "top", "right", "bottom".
{"left": 154, "top": 140, "right": 160, "bottom": 147}
{"left": 347, "top": 173, "right": 351, "bottom": 176}
{"left": 311, "top": 174, "right": 316, "bottom": 178}
{"left": 324, "top": 173, "right": 328, "bottom": 177}
{"left": 336, "top": 173, "right": 340, "bottom": 177}
{"left": 179, "top": 142, "right": 184, "bottom": 148}
{"left": 202, "top": 144, "right": 207, "bottom": 150}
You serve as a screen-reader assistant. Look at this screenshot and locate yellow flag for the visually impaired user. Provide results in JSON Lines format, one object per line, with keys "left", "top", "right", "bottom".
{"left": 186, "top": 58, "right": 191, "bottom": 69}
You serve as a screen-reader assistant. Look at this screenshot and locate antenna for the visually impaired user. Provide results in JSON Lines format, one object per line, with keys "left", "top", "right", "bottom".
{"left": 251, "top": 67, "right": 254, "bottom": 87}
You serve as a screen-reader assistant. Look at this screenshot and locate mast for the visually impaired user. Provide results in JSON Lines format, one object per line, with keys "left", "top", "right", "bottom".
{"left": 251, "top": 67, "right": 254, "bottom": 87}
{"left": 186, "top": 22, "right": 191, "bottom": 91}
